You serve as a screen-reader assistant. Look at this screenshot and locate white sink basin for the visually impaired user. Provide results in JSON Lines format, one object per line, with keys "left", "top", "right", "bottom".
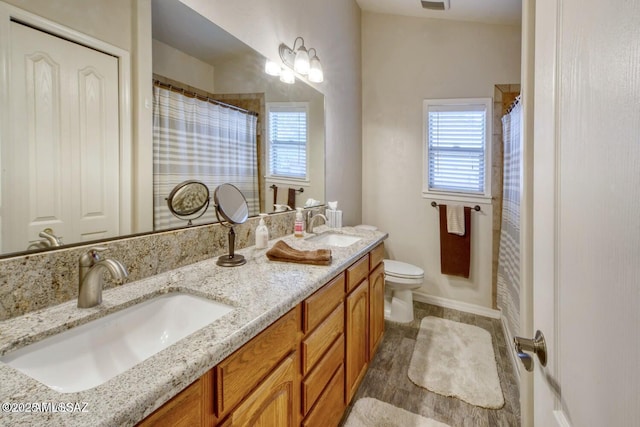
{"left": 306, "top": 232, "right": 362, "bottom": 247}
{"left": 0, "top": 293, "right": 233, "bottom": 393}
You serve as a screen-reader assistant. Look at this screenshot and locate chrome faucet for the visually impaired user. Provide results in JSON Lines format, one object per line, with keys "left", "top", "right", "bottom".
{"left": 306, "top": 211, "right": 328, "bottom": 234}
{"left": 78, "top": 247, "right": 128, "bottom": 308}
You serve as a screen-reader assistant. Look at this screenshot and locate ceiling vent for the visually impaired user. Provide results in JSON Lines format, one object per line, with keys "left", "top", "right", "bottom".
{"left": 421, "top": 0, "right": 450, "bottom": 10}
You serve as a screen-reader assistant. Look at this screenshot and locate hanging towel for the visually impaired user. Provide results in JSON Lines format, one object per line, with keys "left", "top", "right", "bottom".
{"left": 266, "top": 240, "right": 332, "bottom": 266}
{"left": 439, "top": 205, "right": 472, "bottom": 278}
{"left": 287, "top": 188, "right": 296, "bottom": 210}
{"left": 447, "top": 205, "right": 465, "bottom": 236}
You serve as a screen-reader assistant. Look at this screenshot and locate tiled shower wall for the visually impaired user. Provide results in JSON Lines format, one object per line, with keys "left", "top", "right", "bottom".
{"left": 0, "top": 211, "right": 299, "bottom": 321}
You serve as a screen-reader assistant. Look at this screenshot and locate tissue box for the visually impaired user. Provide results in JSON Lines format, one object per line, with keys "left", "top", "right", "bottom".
{"left": 327, "top": 210, "right": 342, "bottom": 228}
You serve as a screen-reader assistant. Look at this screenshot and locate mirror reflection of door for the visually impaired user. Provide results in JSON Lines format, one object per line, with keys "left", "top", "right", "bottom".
{"left": 4, "top": 21, "right": 120, "bottom": 253}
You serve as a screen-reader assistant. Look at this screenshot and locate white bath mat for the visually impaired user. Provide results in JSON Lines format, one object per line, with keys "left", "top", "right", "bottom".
{"left": 344, "top": 397, "right": 451, "bottom": 427}
{"left": 408, "top": 316, "right": 505, "bottom": 409}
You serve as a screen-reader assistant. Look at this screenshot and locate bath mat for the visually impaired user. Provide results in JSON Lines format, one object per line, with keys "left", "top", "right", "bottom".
{"left": 408, "top": 317, "right": 505, "bottom": 409}
{"left": 344, "top": 397, "right": 451, "bottom": 427}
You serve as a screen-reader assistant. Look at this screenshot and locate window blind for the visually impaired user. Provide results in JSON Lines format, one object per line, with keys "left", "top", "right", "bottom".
{"left": 268, "top": 106, "right": 307, "bottom": 179}
{"left": 427, "top": 104, "right": 486, "bottom": 194}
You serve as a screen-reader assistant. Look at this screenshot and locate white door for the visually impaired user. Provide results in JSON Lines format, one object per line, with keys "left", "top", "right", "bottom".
{"left": 532, "top": 0, "right": 640, "bottom": 426}
{"left": 4, "top": 21, "right": 119, "bottom": 252}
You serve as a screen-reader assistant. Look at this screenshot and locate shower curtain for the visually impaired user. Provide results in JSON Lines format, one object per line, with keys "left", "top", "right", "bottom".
{"left": 152, "top": 85, "right": 259, "bottom": 230}
{"left": 497, "top": 97, "right": 522, "bottom": 339}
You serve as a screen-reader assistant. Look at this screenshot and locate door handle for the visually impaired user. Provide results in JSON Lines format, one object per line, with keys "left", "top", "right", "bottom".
{"left": 513, "top": 330, "right": 547, "bottom": 372}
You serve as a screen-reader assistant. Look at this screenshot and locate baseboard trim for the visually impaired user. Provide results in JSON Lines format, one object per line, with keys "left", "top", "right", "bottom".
{"left": 412, "top": 292, "right": 501, "bottom": 319}
{"left": 500, "top": 313, "right": 523, "bottom": 383}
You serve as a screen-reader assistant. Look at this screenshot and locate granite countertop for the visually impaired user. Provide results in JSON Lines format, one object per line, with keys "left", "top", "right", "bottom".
{"left": 0, "top": 226, "right": 387, "bottom": 426}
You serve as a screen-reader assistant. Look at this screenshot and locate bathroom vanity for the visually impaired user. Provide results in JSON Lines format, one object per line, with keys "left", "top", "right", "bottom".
{"left": 0, "top": 227, "right": 386, "bottom": 426}
{"left": 139, "top": 240, "right": 386, "bottom": 426}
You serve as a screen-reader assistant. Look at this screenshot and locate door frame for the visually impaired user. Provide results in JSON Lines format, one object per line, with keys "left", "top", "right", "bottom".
{"left": 520, "top": 0, "right": 569, "bottom": 426}
{"left": 519, "top": 0, "right": 536, "bottom": 425}
{"left": 0, "top": 1, "right": 132, "bottom": 239}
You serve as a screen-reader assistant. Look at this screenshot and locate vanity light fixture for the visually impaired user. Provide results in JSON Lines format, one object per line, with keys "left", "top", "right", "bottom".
{"left": 272, "top": 36, "right": 324, "bottom": 84}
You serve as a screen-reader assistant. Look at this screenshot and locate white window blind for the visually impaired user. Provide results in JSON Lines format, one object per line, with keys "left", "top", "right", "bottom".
{"left": 424, "top": 100, "right": 491, "bottom": 197}
{"left": 267, "top": 104, "right": 308, "bottom": 180}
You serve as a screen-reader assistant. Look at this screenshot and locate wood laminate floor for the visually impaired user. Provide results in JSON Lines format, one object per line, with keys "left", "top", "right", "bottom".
{"left": 341, "top": 301, "right": 521, "bottom": 427}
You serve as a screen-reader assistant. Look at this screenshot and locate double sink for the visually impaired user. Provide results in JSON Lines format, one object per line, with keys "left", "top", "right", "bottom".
{"left": 0, "top": 231, "right": 363, "bottom": 393}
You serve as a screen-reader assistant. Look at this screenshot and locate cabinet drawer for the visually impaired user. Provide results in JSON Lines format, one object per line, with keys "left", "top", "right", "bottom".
{"left": 215, "top": 306, "right": 300, "bottom": 418}
{"left": 301, "top": 364, "right": 345, "bottom": 427}
{"left": 301, "top": 334, "right": 344, "bottom": 415}
{"left": 301, "top": 303, "right": 344, "bottom": 376}
{"left": 369, "top": 243, "right": 385, "bottom": 271}
{"left": 303, "top": 273, "right": 345, "bottom": 334}
{"left": 346, "top": 254, "right": 369, "bottom": 293}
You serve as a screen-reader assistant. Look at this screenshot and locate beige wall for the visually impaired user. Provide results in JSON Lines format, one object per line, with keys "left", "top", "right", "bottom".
{"left": 180, "top": 0, "right": 362, "bottom": 225}
{"left": 152, "top": 39, "right": 215, "bottom": 93}
{"left": 362, "top": 12, "right": 521, "bottom": 309}
{"left": 1, "top": 0, "right": 132, "bottom": 51}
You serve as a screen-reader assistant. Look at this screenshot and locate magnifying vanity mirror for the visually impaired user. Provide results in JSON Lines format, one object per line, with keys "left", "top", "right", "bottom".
{"left": 166, "top": 180, "right": 210, "bottom": 225}
{"left": 0, "top": 0, "right": 325, "bottom": 258}
{"left": 214, "top": 184, "right": 249, "bottom": 267}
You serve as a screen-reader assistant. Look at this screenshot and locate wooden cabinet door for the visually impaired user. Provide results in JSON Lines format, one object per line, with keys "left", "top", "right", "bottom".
{"left": 368, "top": 263, "right": 385, "bottom": 359}
{"left": 345, "top": 280, "right": 369, "bottom": 403}
{"left": 219, "top": 353, "right": 298, "bottom": 427}
{"left": 137, "top": 372, "right": 209, "bottom": 427}
{"left": 215, "top": 307, "right": 300, "bottom": 419}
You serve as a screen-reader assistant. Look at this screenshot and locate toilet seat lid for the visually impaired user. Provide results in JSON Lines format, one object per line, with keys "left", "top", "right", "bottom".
{"left": 383, "top": 259, "right": 424, "bottom": 279}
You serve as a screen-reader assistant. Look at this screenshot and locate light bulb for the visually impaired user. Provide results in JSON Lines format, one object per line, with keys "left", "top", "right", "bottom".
{"left": 294, "top": 46, "right": 310, "bottom": 75}
{"left": 264, "top": 59, "right": 281, "bottom": 76}
{"left": 308, "top": 54, "right": 323, "bottom": 83}
{"left": 279, "top": 67, "right": 295, "bottom": 84}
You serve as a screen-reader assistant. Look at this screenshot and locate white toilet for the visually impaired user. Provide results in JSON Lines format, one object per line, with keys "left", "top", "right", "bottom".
{"left": 355, "top": 225, "right": 424, "bottom": 323}
{"left": 383, "top": 260, "right": 424, "bottom": 323}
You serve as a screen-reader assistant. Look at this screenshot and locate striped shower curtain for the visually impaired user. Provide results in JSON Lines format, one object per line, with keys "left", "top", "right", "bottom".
{"left": 153, "top": 85, "right": 259, "bottom": 230}
{"left": 497, "top": 98, "right": 522, "bottom": 340}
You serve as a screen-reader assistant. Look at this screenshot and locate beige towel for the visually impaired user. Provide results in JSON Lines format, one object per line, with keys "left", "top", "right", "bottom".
{"left": 446, "top": 205, "right": 465, "bottom": 236}
{"left": 266, "top": 240, "right": 332, "bottom": 266}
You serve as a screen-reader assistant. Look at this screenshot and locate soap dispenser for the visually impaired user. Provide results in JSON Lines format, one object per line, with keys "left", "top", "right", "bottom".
{"left": 294, "top": 207, "right": 304, "bottom": 237}
{"left": 255, "top": 213, "right": 269, "bottom": 249}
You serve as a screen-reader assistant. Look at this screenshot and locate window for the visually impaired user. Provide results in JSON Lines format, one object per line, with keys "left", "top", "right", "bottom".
{"left": 423, "top": 98, "right": 491, "bottom": 200}
{"left": 267, "top": 102, "right": 309, "bottom": 181}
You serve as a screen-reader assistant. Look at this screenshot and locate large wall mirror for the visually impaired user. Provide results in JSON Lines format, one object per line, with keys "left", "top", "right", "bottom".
{"left": 0, "top": 0, "right": 325, "bottom": 258}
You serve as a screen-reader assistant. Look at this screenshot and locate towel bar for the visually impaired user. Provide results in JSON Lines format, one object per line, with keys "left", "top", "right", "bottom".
{"left": 269, "top": 184, "right": 304, "bottom": 193}
{"left": 430, "top": 201, "right": 481, "bottom": 212}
